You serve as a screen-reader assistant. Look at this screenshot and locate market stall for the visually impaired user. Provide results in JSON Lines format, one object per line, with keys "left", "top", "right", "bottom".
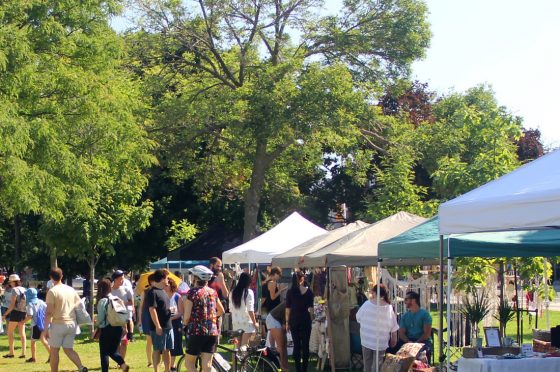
{"left": 222, "top": 211, "right": 326, "bottom": 264}
{"left": 438, "top": 150, "right": 560, "bottom": 370}
{"left": 271, "top": 220, "right": 369, "bottom": 269}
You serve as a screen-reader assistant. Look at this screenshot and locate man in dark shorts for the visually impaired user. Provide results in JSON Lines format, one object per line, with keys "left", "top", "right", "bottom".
{"left": 183, "top": 265, "right": 224, "bottom": 372}
{"left": 146, "top": 269, "right": 173, "bottom": 372}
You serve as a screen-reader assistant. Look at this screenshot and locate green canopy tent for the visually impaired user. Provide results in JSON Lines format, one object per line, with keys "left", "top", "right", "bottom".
{"left": 378, "top": 216, "right": 560, "bottom": 365}
{"left": 379, "top": 216, "right": 560, "bottom": 262}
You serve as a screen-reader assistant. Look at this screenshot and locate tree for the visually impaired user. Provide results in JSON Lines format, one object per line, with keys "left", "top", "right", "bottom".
{"left": 516, "top": 128, "right": 544, "bottom": 161}
{"left": 129, "top": 0, "right": 431, "bottom": 240}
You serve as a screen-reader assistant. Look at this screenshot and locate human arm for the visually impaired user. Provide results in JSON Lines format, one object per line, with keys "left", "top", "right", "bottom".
{"left": 2, "top": 292, "right": 16, "bottom": 320}
{"left": 216, "top": 297, "right": 225, "bottom": 318}
{"left": 183, "top": 299, "right": 193, "bottom": 325}
{"left": 44, "top": 291, "right": 54, "bottom": 338}
{"left": 246, "top": 290, "right": 258, "bottom": 329}
{"left": 173, "top": 295, "right": 184, "bottom": 321}
{"left": 217, "top": 273, "right": 229, "bottom": 298}
{"left": 149, "top": 306, "right": 163, "bottom": 336}
{"left": 285, "top": 291, "right": 291, "bottom": 331}
{"left": 390, "top": 331, "right": 398, "bottom": 348}
{"left": 96, "top": 298, "right": 107, "bottom": 327}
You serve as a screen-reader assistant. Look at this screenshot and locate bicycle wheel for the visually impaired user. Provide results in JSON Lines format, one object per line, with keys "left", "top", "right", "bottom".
{"left": 241, "top": 352, "right": 279, "bottom": 372}
{"left": 176, "top": 354, "right": 225, "bottom": 372}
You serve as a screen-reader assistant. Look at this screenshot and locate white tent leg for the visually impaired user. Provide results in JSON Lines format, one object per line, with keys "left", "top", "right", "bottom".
{"left": 446, "top": 258, "right": 452, "bottom": 372}
{"left": 376, "top": 260, "right": 381, "bottom": 372}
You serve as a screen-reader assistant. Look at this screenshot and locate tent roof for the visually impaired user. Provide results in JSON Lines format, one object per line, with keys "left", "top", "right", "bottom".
{"left": 222, "top": 212, "right": 326, "bottom": 264}
{"left": 379, "top": 216, "right": 560, "bottom": 263}
{"left": 167, "top": 226, "right": 242, "bottom": 261}
{"left": 149, "top": 258, "right": 208, "bottom": 269}
{"left": 300, "top": 212, "right": 427, "bottom": 267}
{"left": 271, "top": 221, "right": 370, "bottom": 268}
{"left": 439, "top": 149, "right": 560, "bottom": 235}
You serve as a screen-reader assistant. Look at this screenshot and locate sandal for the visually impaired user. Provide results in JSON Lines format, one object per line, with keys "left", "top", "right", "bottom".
{"left": 25, "top": 357, "right": 36, "bottom": 363}
{"left": 19, "top": 355, "right": 26, "bottom": 359}
{"left": 3, "top": 354, "right": 14, "bottom": 358}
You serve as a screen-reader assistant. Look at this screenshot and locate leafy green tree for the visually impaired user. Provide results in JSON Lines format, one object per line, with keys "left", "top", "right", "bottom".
{"left": 129, "top": 0, "right": 431, "bottom": 240}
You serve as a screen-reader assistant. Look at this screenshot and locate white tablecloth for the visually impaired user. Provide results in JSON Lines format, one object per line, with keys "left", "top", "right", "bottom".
{"left": 457, "top": 356, "right": 560, "bottom": 372}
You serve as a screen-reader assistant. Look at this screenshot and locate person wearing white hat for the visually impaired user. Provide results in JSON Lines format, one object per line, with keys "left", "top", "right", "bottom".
{"left": 2, "top": 274, "right": 28, "bottom": 358}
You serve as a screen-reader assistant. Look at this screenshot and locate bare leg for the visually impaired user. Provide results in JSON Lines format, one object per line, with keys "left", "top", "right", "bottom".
{"left": 31, "top": 340, "right": 37, "bottom": 360}
{"left": 270, "top": 328, "right": 289, "bottom": 370}
{"left": 162, "top": 349, "right": 171, "bottom": 372}
{"left": 18, "top": 322, "right": 26, "bottom": 356}
{"left": 241, "top": 332, "right": 255, "bottom": 347}
{"left": 185, "top": 354, "right": 198, "bottom": 372}
{"left": 170, "top": 355, "right": 176, "bottom": 369}
{"left": 146, "top": 335, "right": 153, "bottom": 366}
{"left": 7, "top": 321, "right": 17, "bottom": 355}
{"left": 63, "top": 347, "right": 84, "bottom": 369}
{"left": 153, "top": 350, "right": 161, "bottom": 372}
{"left": 49, "top": 347, "right": 60, "bottom": 372}
{"left": 200, "top": 352, "right": 214, "bottom": 372}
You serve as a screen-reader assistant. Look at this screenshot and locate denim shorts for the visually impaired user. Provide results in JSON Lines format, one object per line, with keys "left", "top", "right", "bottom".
{"left": 151, "top": 328, "right": 174, "bottom": 351}
{"left": 265, "top": 313, "right": 283, "bottom": 329}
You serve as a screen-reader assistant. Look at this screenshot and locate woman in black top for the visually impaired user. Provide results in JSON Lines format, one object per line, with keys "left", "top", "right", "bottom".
{"left": 261, "top": 267, "right": 285, "bottom": 316}
{"left": 285, "top": 271, "right": 314, "bottom": 372}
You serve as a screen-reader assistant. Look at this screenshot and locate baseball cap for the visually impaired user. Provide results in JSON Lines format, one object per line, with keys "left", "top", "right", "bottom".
{"left": 111, "top": 270, "right": 125, "bottom": 280}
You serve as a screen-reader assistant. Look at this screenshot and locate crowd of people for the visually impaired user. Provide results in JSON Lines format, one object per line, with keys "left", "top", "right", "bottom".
{"left": 0, "top": 260, "right": 433, "bottom": 372}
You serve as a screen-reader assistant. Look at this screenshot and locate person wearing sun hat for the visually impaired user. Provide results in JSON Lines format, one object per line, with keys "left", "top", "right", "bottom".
{"left": 2, "top": 274, "right": 28, "bottom": 359}
{"left": 24, "top": 287, "right": 50, "bottom": 363}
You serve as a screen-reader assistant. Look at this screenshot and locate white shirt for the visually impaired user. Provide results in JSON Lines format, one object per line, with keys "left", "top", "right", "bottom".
{"left": 229, "top": 289, "right": 256, "bottom": 333}
{"left": 356, "top": 300, "right": 399, "bottom": 350}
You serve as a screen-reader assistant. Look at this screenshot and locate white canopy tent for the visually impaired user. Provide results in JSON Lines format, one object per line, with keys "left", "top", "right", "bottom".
{"left": 439, "top": 149, "right": 560, "bottom": 235}
{"left": 300, "top": 211, "right": 427, "bottom": 267}
{"left": 271, "top": 220, "right": 370, "bottom": 268}
{"left": 436, "top": 149, "right": 560, "bottom": 369}
{"left": 222, "top": 212, "right": 326, "bottom": 264}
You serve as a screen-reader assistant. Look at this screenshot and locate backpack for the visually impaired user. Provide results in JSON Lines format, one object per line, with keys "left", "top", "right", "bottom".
{"left": 105, "top": 295, "right": 129, "bottom": 327}
{"left": 14, "top": 287, "right": 27, "bottom": 312}
{"left": 35, "top": 302, "right": 46, "bottom": 331}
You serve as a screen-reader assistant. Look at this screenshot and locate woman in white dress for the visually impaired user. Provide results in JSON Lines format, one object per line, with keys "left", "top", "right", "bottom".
{"left": 229, "top": 272, "right": 258, "bottom": 346}
{"left": 356, "top": 284, "right": 399, "bottom": 372}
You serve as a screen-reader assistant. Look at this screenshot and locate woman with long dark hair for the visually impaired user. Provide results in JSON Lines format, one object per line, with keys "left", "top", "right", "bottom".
{"left": 96, "top": 278, "right": 129, "bottom": 372}
{"left": 356, "top": 284, "right": 398, "bottom": 372}
{"left": 229, "top": 272, "right": 258, "bottom": 346}
{"left": 285, "top": 271, "right": 314, "bottom": 372}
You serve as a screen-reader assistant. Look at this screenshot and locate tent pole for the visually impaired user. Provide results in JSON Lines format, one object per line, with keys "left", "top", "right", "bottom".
{"left": 544, "top": 257, "right": 550, "bottom": 329}
{"left": 438, "top": 235, "right": 444, "bottom": 365}
{"left": 446, "top": 257, "right": 452, "bottom": 372}
{"left": 514, "top": 264, "right": 520, "bottom": 344}
{"left": 375, "top": 260, "right": 381, "bottom": 372}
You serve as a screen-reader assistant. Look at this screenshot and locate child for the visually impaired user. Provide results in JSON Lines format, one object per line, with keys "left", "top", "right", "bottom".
{"left": 24, "top": 288, "right": 50, "bottom": 363}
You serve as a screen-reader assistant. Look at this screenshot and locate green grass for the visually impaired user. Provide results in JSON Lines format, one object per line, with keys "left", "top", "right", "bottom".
{"left": 2, "top": 311, "right": 558, "bottom": 370}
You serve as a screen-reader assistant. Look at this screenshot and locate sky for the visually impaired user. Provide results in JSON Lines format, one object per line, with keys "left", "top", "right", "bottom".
{"left": 322, "top": 0, "right": 560, "bottom": 147}
{"left": 114, "top": 1, "right": 560, "bottom": 147}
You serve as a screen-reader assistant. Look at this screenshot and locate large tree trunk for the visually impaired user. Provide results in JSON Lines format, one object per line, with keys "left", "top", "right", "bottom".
{"left": 50, "top": 247, "right": 58, "bottom": 269}
{"left": 243, "top": 139, "right": 269, "bottom": 242}
{"left": 14, "top": 215, "right": 21, "bottom": 271}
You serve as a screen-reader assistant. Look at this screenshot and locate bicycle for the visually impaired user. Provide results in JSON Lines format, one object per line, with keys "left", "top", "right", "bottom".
{"left": 176, "top": 329, "right": 280, "bottom": 372}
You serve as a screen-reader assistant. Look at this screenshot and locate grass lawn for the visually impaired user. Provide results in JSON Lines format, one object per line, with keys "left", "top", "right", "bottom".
{"left": 1, "top": 311, "right": 558, "bottom": 371}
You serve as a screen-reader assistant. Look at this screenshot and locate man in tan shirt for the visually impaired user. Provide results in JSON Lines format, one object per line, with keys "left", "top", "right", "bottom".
{"left": 44, "top": 268, "right": 87, "bottom": 372}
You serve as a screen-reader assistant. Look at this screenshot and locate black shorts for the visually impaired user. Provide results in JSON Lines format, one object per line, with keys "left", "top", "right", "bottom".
{"left": 31, "top": 325, "right": 42, "bottom": 340}
{"left": 186, "top": 335, "right": 219, "bottom": 355}
{"left": 8, "top": 310, "right": 26, "bottom": 323}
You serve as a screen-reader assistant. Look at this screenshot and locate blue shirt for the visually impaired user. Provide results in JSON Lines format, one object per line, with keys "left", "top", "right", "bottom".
{"left": 96, "top": 297, "right": 110, "bottom": 328}
{"left": 399, "top": 308, "right": 432, "bottom": 341}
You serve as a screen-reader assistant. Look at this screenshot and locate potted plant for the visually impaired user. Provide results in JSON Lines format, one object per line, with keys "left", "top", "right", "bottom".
{"left": 460, "top": 288, "right": 490, "bottom": 346}
{"left": 494, "top": 300, "right": 515, "bottom": 338}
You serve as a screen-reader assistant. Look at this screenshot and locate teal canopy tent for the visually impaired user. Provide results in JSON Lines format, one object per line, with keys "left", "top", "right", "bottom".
{"left": 149, "top": 258, "right": 208, "bottom": 270}
{"left": 379, "top": 216, "right": 560, "bottom": 263}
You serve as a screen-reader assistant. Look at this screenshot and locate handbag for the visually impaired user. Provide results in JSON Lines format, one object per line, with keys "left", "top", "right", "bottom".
{"left": 73, "top": 300, "right": 92, "bottom": 325}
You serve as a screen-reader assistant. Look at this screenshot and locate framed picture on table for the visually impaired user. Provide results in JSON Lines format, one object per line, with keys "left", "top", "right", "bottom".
{"left": 484, "top": 327, "right": 502, "bottom": 347}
